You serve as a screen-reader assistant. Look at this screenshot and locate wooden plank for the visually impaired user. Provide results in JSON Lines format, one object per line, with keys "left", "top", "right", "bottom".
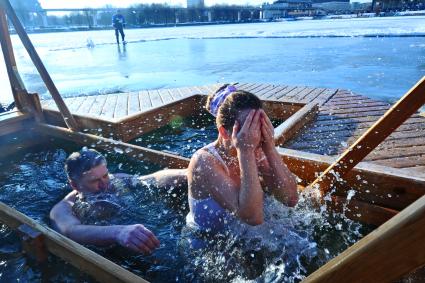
{"left": 203, "top": 84, "right": 220, "bottom": 93}
{"left": 262, "top": 85, "right": 289, "bottom": 99}
{"left": 402, "top": 166, "right": 425, "bottom": 178}
{"left": 99, "top": 94, "right": 118, "bottom": 119}
{"left": 0, "top": 7, "right": 23, "bottom": 109}
{"left": 0, "top": 202, "right": 147, "bottom": 283}
{"left": 308, "top": 117, "right": 425, "bottom": 134}
{"left": 116, "top": 95, "right": 202, "bottom": 141}
{"left": 67, "top": 96, "right": 88, "bottom": 113}
{"left": 321, "top": 101, "right": 390, "bottom": 110}
{"left": 74, "top": 95, "right": 97, "bottom": 116}
{"left": 277, "top": 147, "right": 425, "bottom": 211}
{"left": 178, "top": 87, "right": 196, "bottom": 98}
{"left": 303, "top": 194, "right": 425, "bottom": 283}
{"left": 167, "top": 88, "right": 183, "bottom": 100}
{"left": 324, "top": 97, "right": 372, "bottom": 106}
{"left": 42, "top": 98, "right": 63, "bottom": 109}
{"left": 317, "top": 109, "right": 388, "bottom": 121}
{"left": 293, "top": 87, "right": 315, "bottom": 101}
{"left": 193, "top": 85, "right": 210, "bottom": 95}
{"left": 321, "top": 105, "right": 391, "bottom": 115}
{"left": 127, "top": 92, "right": 140, "bottom": 116}
{"left": 242, "top": 83, "right": 264, "bottom": 92}
{"left": 309, "top": 76, "right": 425, "bottom": 195}
{"left": 138, "top": 90, "right": 152, "bottom": 111}
{"left": 365, "top": 145, "right": 425, "bottom": 161}
{"left": 363, "top": 135, "right": 425, "bottom": 150}
{"left": 237, "top": 82, "right": 257, "bottom": 92}
{"left": 312, "top": 89, "right": 338, "bottom": 106}
{"left": 302, "top": 87, "right": 325, "bottom": 102}
{"left": 275, "top": 86, "right": 297, "bottom": 99}
{"left": 0, "top": 112, "right": 33, "bottom": 136}
{"left": 1, "top": 0, "right": 79, "bottom": 130}
{"left": 87, "top": 95, "right": 109, "bottom": 117}
{"left": 329, "top": 196, "right": 398, "bottom": 226}
{"left": 285, "top": 86, "right": 308, "bottom": 99}
{"left": 113, "top": 93, "right": 129, "bottom": 119}
{"left": 35, "top": 123, "right": 190, "bottom": 169}
{"left": 158, "top": 89, "right": 174, "bottom": 104}
{"left": 298, "top": 122, "right": 425, "bottom": 143}
{"left": 274, "top": 103, "right": 319, "bottom": 145}
{"left": 371, "top": 155, "right": 425, "bottom": 168}
{"left": 255, "top": 84, "right": 278, "bottom": 98}
{"left": 311, "top": 115, "right": 379, "bottom": 126}
{"left": 148, "top": 90, "right": 163, "bottom": 108}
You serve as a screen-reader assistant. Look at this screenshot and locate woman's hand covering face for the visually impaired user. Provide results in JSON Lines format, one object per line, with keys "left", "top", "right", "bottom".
{"left": 232, "top": 110, "right": 262, "bottom": 151}
{"left": 260, "top": 109, "right": 275, "bottom": 152}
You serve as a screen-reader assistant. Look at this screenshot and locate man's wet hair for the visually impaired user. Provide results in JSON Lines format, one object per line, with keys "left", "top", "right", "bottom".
{"left": 65, "top": 148, "right": 106, "bottom": 182}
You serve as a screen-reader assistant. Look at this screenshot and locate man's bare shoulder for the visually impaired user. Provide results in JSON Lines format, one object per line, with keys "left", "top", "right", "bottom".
{"left": 51, "top": 190, "right": 77, "bottom": 215}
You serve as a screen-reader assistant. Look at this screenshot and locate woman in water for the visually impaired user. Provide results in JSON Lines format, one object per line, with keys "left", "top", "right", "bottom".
{"left": 186, "top": 85, "right": 298, "bottom": 234}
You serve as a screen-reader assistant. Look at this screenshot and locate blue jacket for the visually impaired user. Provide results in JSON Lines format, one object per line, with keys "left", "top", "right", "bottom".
{"left": 112, "top": 14, "right": 125, "bottom": 28}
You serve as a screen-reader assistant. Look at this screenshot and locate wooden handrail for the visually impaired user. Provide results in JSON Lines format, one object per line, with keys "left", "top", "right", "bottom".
{"left": 309, "top": 76, "right": 425, "bottom": 195}
{"left": 303, "top": 194, "right": 425, "bottom": 283}
{"left": 274, "top": 102, "right": 318, "bottom": 145}
{"left": 0, "top": 0, "right": 79, "bottom": 131}
{"left": 0, "top": 202, "right": 148, "bottom": 283}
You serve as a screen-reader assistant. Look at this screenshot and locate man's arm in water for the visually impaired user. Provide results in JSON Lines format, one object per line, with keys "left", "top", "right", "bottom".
{"left": 49, "top": 191, "right": 159, "bottom": 254}
{"left": 114, "top": 168, "right": 187, "bottom": 190}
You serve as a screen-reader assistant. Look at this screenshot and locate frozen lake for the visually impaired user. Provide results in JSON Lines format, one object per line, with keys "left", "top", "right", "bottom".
{"left": 2, "top": 16, "right": 425, "bottom": 104}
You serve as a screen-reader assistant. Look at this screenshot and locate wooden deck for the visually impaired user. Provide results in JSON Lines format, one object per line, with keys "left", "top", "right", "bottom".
{"left": 41, "top": 83, "right": 335, "bottom": 121}
{"left": 285, "top": 89, "right": 425, "bottom": 176}
{"left": 41, "top": 83, "right": 425, "bottom": 176}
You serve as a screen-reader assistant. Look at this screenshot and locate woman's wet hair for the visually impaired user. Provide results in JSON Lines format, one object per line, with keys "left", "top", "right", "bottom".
{"left": 65, "top": 148, "right": 106, "bottom": 182}
{"left": 206, "top": 84, "right": 262, "bottom": 131}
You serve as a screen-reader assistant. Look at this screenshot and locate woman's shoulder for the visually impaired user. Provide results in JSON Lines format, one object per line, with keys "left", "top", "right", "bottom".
{"left": 189, "top": 146, "right": 223, "bottom": 172}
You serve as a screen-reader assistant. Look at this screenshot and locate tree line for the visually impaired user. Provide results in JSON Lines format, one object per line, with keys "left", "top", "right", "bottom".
{"left": 8, "top": 1, "right": 261, "bottom": 29}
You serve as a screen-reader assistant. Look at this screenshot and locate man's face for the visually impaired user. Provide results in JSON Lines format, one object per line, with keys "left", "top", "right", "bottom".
{"left": 73, "top": 163, "right": 110, "bottom": 193}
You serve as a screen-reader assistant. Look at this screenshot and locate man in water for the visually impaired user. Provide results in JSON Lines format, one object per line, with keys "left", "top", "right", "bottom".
{"left": 50, "top": 148, "right": 187, "bottom": 254}
{"left": 112, "top": 10, "right": 126, "bottom": 44}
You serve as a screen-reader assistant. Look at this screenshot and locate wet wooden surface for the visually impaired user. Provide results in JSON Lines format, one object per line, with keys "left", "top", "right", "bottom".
{"left": 286, "top": 89, "right": 425, "bottom": 175}
{"left": 41, "top": 83, "right": 425, "bottom": 174}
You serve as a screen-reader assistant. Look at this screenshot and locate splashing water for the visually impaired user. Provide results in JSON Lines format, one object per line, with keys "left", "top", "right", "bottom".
{"left": 179, "top": 193, "right": 368, "bottom": 282}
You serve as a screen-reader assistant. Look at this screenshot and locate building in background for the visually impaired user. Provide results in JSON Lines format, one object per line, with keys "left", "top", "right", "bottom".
{"left": 261, "top": 0, "right": 318, "bottom": 19}
{"left": 187, "top": 0, "right": 205, "bottom": 8}
{"left": 312, "top": 1, "right": 351, "bottom": 13}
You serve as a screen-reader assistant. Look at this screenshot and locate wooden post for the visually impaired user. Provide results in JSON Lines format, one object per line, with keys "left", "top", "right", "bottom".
{"left": 18, "top": 224, "right": 48, "bottom": 263}
{"left": 0, "top": 0, "right": 79, "bottom": 131}
{"left": 303, "top": 194, "right": 425, "bottom": 283}
{"left": 274, "top": 102, "right": 318, "bottom": 145}
{"left": 309, "top": 76, "right": 425, "bottom": 195}
{"left": 0, "top": 7, "right": 23, "bottom": 109}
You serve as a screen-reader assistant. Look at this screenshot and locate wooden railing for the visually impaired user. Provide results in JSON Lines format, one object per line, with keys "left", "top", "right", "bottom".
{"left": 304, "top": 76, "right": 425, "bottom": 281}
{"left": 0, "top": 0, "right": 79, "bottom": 130}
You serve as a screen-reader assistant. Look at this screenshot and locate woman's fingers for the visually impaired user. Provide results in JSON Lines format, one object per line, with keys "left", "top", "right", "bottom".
{"left": 261, "top": 121, "right": 269, "bottom": 138}
{"left": 250, "top": 110, "right": 261, "bottom": 131}
{"left": 232, "top": 120, "right": 240, "bottom": 140}
{"left": 241, "top": 110, "right": 255, "bottom": 133}
{"left": 260, "top": 109, "right": 274, "bottom": 131}
{"left": 261, "top": 117, "right": 273, "bottom": 138}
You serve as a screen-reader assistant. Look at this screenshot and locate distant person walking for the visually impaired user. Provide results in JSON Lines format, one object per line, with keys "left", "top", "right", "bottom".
{"left": 112, "top": 10, "right": 126, "bottom": 44}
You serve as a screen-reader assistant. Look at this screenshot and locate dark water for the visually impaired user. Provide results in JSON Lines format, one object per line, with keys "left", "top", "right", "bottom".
{"left": 0, "top": 136, "right": 372, "bottom": 282}
{"left": 132, "top": 110, "right": 284, "bottom": 158}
